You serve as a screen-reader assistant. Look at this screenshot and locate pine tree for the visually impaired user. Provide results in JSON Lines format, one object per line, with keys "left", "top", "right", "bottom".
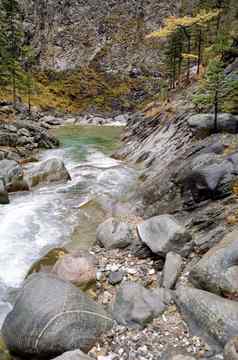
{"left": 0, "top": 0, "right": 24, "bottom": 106}
{"left": 193, "top": 58, "right": 238, "bottom": 131}
{"left": 146, "top": 10, "right": 220, "bottom": 83}
{"left": 20, "top": 46, "right": 36, "bottom": 113}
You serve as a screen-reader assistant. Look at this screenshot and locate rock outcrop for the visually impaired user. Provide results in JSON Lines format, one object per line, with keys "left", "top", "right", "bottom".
{"left": 19, "top": 0, "right": 180, "bottom": 72}
{"left": 188, "top": 113, "right": 238, "bottom": 134}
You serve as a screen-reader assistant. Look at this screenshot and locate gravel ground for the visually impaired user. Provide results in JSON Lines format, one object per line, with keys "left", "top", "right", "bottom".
{"left": 88, "top": 245, "right": 216, "bottom": 360}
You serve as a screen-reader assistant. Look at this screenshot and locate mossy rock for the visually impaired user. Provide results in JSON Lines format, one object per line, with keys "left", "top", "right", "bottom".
{"left": 26, "top": 247, "right": 68, "bottom": 279}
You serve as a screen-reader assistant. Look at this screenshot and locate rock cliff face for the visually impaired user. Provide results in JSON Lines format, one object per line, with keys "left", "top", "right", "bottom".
{"left": 20, "top": 0, "right": 180, "bottom": 73}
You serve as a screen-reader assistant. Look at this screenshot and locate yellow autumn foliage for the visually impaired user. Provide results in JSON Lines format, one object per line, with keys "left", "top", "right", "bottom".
{"left": 146, "top": 9, "right": 220, "bottom": 39}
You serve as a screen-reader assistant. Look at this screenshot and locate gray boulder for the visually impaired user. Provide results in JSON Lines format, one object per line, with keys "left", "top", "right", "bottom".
{"left": 0, "top": 159, "right": 28, "bottom": 192}
{"left": 175, "top": 286, "right": 238, "bottom": 348}
{"left": 2, "top": 273, "right": 112, "bottom": 358}
{"left": 52, "top": 350, "right": 92, "bottom": 360}
{"left": 25, "top": 157, "right": 71, "bottom": 188}
{"left": 112, "top": 281, "right": 171, "bottom": 327}
{"left": 137, "top": 215, "right": 192, "bottom": 257}
{"left": 182, "top": 160, "right": 234, "bottom": 206}
{"left": 188, "top": 113, "right": 238, "bottom": 133}
{"left": 0, "top": 178, "right": 9, "bottom": 204}
{"left": 224, "top": 337, "right": 238, "bottom": 360}
{"left": 162, "top": 252, "right": 183, "bottom": 289}
{"left": 189, "top": 230, "right": 238, "bottom": 297}
{"left": 96, "top": 218, "right": 134, "bottom": 250}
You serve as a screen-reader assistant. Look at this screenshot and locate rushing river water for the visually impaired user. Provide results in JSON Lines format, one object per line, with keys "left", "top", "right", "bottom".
{"left": 0, "top": 125, "right": 137, "bottom": 326}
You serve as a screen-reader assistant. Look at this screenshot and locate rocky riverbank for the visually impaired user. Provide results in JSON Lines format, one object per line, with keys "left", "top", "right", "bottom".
{"left": 2, "top": 95, "right": 238, "bottom": 360}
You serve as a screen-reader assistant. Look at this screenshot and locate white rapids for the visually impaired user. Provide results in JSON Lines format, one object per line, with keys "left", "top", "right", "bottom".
{"left": 0, "top": 126, "right": 137, "bottom": 326}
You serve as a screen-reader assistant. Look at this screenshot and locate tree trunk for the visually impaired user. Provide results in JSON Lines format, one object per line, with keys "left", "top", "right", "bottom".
{"left": 214, "top": 91, "right": 219, "bottom": 132}
{"left": 10, "top": 0, "right": 16, "bottom": 108}
{"left": 197, "top": 28, "right": 202, "bottom": 75}
{"left": 27, "top": 83, "right": 31, "bottom": 114}
{"left": 12, "top": 69, "right": 16, "bottom": 108}
{"left": 180, "top": 26, "right": 191, "bottom": 83}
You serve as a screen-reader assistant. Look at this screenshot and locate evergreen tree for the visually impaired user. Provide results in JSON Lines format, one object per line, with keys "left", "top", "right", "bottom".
{"left": 146, "top": 10, "right": 220, "bottom": 84}
{"left": 0, "top": 0, "right": 24, "bottom": 106}
{"left": 193, "top": 58, "right": 238, "bottom": 131}
{"left": 21, "top": 46, "right": 37, "bottom": 113}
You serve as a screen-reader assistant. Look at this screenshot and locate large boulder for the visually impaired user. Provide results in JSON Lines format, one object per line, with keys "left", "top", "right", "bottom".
{"left": 181, "top": 160, "right": 234, "bottom": 207}
{"left": 25, "top": 158, "right": 71, "bottom": 188}
{"left": 188, "top": 113, "right": 238, "bottom": 133}
{"left": 96, "top": 218, "right": 134, "bottom": 250}
{"left": 0, "top": 178, "right": 9, "bottom": 204}
{"left": 52, "top": 250, "right": 97, "bottom": 290}
{"left": 112, "top": 281, "right": 171, "bottom": 327}
{"left": 2, "top": 273, "right": 112, "bottom": 358}
{"left": 0, "top": 159, "right": 28, "bottom": 192}
{"left": 189, "top": 230, "right": 238, "bottom": 298}
{"left": 175, "top": 286, "right": 238, "bottom": 348}
{"left": 137, "top": 215, "right": 192, "bottom": 257}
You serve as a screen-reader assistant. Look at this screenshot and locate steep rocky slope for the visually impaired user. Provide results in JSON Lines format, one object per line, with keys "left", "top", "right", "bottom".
{"left": 20, "top": 0, "right": 180, "bottom": 72}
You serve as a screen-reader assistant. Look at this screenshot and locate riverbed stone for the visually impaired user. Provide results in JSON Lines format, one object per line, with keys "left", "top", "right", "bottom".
{"left": 2, "top": 273, "right": 113, "bottom": 358}
{"left": 137, "top": 215, "right": 192, "bottom": 257}
{"left": 175, "top": 286, "right": 238, "bottom": 348}
{"left": 25, "top": 157, "right": 71, "bottom": 188}
{"left": 96, "top": 218, "right": 134, "bottom": 250}
{"left": 112, "top": 281, "right": 171, "bottom": 327}
{"left": 0, "top": 179, "right": 9, "bottom": 205}
{"left": 52, "top": 350, "right": 92, "bottom": 360}
{"left": 108, "top": 271, "right": 124, "bottom": 285}
{"left": 0, "top": 159, "right": 28, "bottom": 192}
{"left": 52, "top": 250, "right": 97, "bottom": 290}
{"left": 161, "top": 252, "right": 183, "bottom": 289}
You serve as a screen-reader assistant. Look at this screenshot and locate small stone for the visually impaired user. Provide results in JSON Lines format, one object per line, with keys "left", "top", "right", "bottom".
{"left": 108, "top": 271, "right": 124, "bottom": 285}
{"left": 96, "top": 271, "right": 103, "bottom": 281}
{"left": 127, "top": 268, "right": 137, "bottom": 275}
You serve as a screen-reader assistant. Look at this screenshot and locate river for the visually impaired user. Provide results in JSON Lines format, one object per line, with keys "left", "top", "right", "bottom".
{"left": 0, "top": 125, "right": 138, "bottom": 326}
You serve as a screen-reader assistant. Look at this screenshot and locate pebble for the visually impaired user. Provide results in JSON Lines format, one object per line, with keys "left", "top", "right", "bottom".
{"left": 108, "top": 271, "right": 124, "bottom": 285}
{"left": 127, "top": 268, "right": 137, "bottom": 275}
